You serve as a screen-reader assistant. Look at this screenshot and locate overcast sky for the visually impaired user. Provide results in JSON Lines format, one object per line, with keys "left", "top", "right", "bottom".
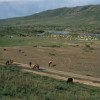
{"left": 0, "top": 0, "right": 100, "bottom": 19}
{"left": 0, "top": 0, "right": 100, "bottom": 6}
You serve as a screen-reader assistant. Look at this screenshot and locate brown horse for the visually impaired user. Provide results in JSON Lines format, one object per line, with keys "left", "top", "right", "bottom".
{"left": 32, "top": 64, "right": 39, "bottom": 70}
{"left": 6, "top": 60, "right": 13, "bottom": 65}
{"left": 10, "top": 60, "right": 13, "bottom": 64}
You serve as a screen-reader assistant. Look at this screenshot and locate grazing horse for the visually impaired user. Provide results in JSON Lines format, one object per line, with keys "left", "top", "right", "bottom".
{"left": 48, "top": 61, "right": 52, "bottom": 67}
{"left": 6, "top": 60, "right": 13, "bottom": 65}
{"left": 10, "top": 60, "right": 13, "bottom": 64}
{"left": 19, "top": 49, "right": 21, "bottom": 52}
{"left": 67, "top": 78, "right": 73, "bottom": 84}
{"left": 3, "top": 49, "right": 6, "bottom": 51}
{"left": 36, "top": 64, "right": 39, "bottom": 70}
{"left": 5, "top": 60, "right": 9, "bottom": 65}
{"left": 29, "top": 62, "right": 32, "bottom": 67}
{"left": 32, "top": 64, "right": 39, "bottom": 70}
{"left": 32, "top": 64, "right": 36, "bottom": 69}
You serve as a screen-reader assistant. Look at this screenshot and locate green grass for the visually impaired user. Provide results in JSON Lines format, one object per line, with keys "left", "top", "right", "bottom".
{"left": 0, "top": 35, "right": 99, "bottom": 47}
{"left": 0, "top": 64, "right": 100, "bottom": 100}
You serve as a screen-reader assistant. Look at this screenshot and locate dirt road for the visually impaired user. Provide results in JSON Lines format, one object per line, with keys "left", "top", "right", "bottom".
{"left": 14, "top": 62, "right": 100, "bottom": 87}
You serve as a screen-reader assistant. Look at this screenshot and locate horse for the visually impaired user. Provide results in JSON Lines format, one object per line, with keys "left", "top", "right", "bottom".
{"left": 29, "top": 62, "right": 32, "bottom": 67}
{"left": 32, "top": 64, "right": 39, "bottom": 70}
{"left": 48, "top": 61, "right": 52, "bottom": 67}
{"left": 67, "top": 78, "right": 73, "bottom": 84}
{"left": 36, "top": 64, "right": 39, "bottom": 70}
{"left": 5, "top": 60, "right": 9, "bottom": 65}
{"left": 3, "top": 49, "right": 6, "bottom": 51}
{"left": 19, "top": 49, "right": 21, "bottom": 52}
{"left": 9, "top": 60, "right": 13, "bottom": 64}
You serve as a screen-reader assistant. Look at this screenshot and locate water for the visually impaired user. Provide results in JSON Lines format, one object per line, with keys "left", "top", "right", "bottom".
{"left": 36, "top": 30, "right": 100, "bottom": 36}
{"left": 37, "top": 33, "right": 44, "bottom": 35}
{"left": 36, "top": 30, "right": 69, "bottom": 35}
{"left": 45, "top": 30, "right": 69, "bottom": 34}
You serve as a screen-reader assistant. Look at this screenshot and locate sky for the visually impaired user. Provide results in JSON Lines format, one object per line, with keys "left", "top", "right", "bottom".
{"left": 0, "top": 0, "right": 100, "bottom": 19}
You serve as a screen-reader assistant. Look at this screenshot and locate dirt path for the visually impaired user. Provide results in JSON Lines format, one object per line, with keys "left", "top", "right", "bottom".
{"left": 13, "top": 62, "right": 100, "bottom": 87}
{"left": 23, "top": 69, "right": 100, "bottom": 87}
{"left": 1, "top": 62, "right": 100, "bottom": 87}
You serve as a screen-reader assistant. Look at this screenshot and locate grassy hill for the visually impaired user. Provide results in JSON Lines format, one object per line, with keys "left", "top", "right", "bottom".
{"left": 0, "top": 4, "right": 100, "bottom": 34}
{"left": 0, "top": 4, "right": 100, "bottom": 27}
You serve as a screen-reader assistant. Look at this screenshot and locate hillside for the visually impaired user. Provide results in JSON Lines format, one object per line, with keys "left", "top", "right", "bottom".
{"left": 0, "top": 4, "right": 100, "bottom": 27}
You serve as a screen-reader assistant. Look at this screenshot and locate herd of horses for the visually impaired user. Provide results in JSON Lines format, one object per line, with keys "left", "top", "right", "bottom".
{"left": 4, "top": 48, "right": 73, "bottom": 84}
{"left": 5, "top": 60, "right": 13, "bottom": 65}
{"left": 5, "top": 60, "right": 40, "bottom": 70}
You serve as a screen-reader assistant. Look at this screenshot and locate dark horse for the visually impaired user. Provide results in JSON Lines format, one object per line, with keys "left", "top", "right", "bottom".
{"left": 5, "top": 60, "right": 13, "bottom": 65}
{"left": 67, "top": 78, "right": 73, "bottom": 84}
{"left": 29, "top": 62, "right": 32, "bottom": 67}
{"left": 5, "top": 60, "right": 9, "bottom": 65}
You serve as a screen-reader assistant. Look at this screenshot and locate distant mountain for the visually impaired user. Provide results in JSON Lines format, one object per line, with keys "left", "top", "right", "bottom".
{"left": 0, "top": 4, "right": 100, "bottom": 27}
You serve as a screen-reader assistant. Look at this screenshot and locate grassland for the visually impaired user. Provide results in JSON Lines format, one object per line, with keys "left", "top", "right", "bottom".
{"left": 0, "top": 34, "right": 100, "bottom": 78}
{"left": 0, "top": 4, "right": 100, "bottom": 100}
{"left": 0, "top": 64, "right": 100, "bottom": 100}
{"left": 0, "top": 34, "right": 99, "bottom": 47}
{"left": 0, "top": 26, "right": 100, "bottom": 100}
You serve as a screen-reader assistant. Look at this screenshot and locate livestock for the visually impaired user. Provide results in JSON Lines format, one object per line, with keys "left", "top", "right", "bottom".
{"left": 3, "top": 49, "right": 6, "bottom": 51}
{"left": 19, "top": 49, "right": 21, "bottom": 52}
{"left": 5, "top": 60, "right": 9, "bottom": 65}
{"left": 29, "top": 62, "right": 32, "bottom": 67}
{"left": 67, "top": 78, "right": 73, "bottom": 84}
{"left": 32, "top": 64, "right": 39, "bottom": 70}
{"left": 36, "top": 64, "right": 39, "bottom": 70}
{"left": 10, "top": 60, "right": 13, "bottom": 64}
{"left": 48, "top": 61, "right": 52, "bottom": 67}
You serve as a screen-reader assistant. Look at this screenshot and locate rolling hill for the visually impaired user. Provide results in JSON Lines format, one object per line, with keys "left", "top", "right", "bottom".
{"left": 0, "top": 4, "right": 100, "bottom": 27}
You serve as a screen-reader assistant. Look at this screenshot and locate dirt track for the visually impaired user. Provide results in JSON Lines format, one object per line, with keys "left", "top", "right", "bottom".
{"left": 1, "top": 46, "right": 100, "bottom": 78}
{"left": 15, "top": 62, "right": 100, "bottom": 87}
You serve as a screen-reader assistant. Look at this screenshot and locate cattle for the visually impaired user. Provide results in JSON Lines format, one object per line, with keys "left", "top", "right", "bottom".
{"left": 67, "top": 78, "right": 73, "bottom": 84}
